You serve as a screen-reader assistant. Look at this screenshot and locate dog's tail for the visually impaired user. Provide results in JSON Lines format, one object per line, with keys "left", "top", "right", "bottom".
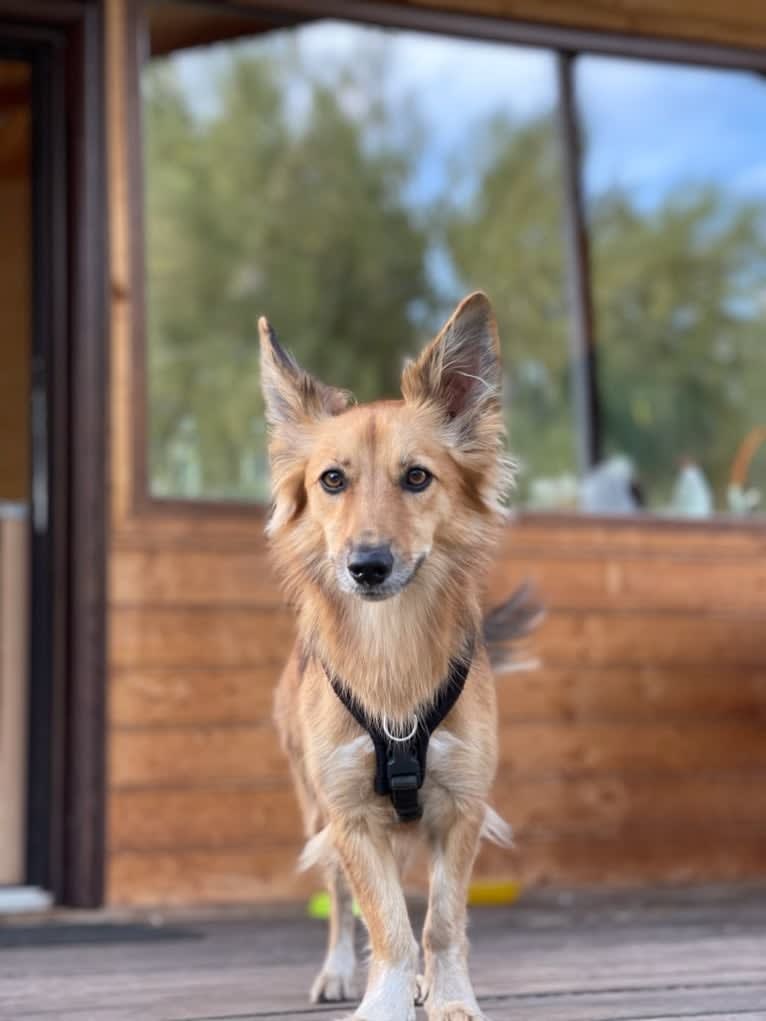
{"left": 482, "top": 582, "right": 544, "bottom": 673}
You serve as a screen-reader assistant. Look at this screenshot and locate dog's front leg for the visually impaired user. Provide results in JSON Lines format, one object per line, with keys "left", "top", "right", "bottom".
{"left": 310, "top": 856, "right": 357, "bottom": 1003}
{"left": 333, "top": 819, "right": 418, "bottom": 1021}
{"left": 422, "top": 808, "right": 485, "bottom": 1021}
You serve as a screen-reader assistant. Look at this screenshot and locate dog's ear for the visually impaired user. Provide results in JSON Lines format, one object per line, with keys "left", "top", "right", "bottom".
{"left": 401, "top": 292, "right": 502, "bottom": 434}
{"left": 259, "top": 317, "right": 350, "bottom": 428}
{"left": 259, "top": 318, "right": 351, "bottom": 534}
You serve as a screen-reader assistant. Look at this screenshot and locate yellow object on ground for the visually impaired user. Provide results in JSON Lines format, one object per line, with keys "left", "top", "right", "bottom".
{"left": 309, "top": 883, "right": 519, "bottom": 917}
{"left": 467, "top": 880, "right": 522, "bottom": 906}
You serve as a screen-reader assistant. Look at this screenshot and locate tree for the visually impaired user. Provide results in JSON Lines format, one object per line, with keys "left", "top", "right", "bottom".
{"left": 445, "top": 116, "right": 766, "bottom": 509}
{"left": 592, "top": 188, "right": 766, "bottom": 505}
{"left": 144, "top": 46, "right": 432, "bottom": 499}
{"left": 146, "top": 40, "right": 766, "bottom": 512}
{"left": 445, "top": 114, "right": 576, "bottom": 501}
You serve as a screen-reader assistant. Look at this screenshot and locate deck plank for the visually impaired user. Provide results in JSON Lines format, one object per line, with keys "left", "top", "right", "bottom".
{"left": 2, "top": 886, "right": 765, "bottom": 1021}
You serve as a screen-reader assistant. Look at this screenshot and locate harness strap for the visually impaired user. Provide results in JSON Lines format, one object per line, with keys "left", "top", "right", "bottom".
{"left": 324, "top": 637, "right": 474, "bottom": 823}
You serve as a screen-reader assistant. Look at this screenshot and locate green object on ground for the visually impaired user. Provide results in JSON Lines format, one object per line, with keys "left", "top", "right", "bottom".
{"left": 307, "top": 891, "right": 331, "bottom": 919}
{"left": 307, "top": 891, "right": 361, "bottom": 919}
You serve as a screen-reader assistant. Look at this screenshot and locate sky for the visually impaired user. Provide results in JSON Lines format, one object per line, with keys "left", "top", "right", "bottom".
{"left": 163, "top": 17, "right": 766, "bottom": 215}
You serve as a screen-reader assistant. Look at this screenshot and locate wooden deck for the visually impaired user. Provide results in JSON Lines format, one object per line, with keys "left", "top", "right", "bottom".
{"left": 2, "top": 885, "right": 765, "bottom": 1020}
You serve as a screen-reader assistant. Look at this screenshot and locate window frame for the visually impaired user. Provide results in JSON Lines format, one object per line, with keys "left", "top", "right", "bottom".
{"left": 129, "top": 0, "right": 766, "bottom": 526}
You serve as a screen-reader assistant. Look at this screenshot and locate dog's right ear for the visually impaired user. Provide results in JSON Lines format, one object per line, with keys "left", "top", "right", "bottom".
{"left": 259, "top": 317, "right": 350, "bottom": 429}
{"left": 259, "top": 318, "right": 351, "bottom": 535}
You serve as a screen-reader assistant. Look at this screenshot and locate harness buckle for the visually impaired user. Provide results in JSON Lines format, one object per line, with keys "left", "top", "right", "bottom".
{"left": 387, "top": 748, "right": 423, "bottom": 823}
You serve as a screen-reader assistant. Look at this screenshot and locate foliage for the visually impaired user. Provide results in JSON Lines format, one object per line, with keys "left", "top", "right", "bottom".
{"left": 591, "top": 188, "right": 766, "bottom": 504}
{"left": 145, "top": 47, "right": 432, "bottom": 499}
{"left": 444, "top": 114, "right": 575, "bottom": 499}
{"left": 144, "top": 41, "right": 766, "bottom": 510}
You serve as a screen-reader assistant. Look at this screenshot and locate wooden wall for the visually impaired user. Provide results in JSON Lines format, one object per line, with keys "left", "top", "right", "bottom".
{"left": 106, "top": 512, "right": 766, "bottom": 904}
{"left": 105, "top": 0, "right": 766, "bottom": 906}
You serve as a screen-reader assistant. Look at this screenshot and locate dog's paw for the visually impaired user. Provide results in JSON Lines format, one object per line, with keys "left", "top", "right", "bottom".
{"left": 310, "top": 967, "right": 357, "bottom": 1004}
{"left": 414, "top": 974, "right": 429, "bottom": 1006}
{"left": 427, "top": 1002, "right": 487, "bottom": 1021}
{"left": 348, "top": 1008, "right": 415, "bottom": 1021}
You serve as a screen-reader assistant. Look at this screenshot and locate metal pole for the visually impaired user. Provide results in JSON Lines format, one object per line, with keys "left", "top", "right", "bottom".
{"left": 556, "top": 51, "right": 601, "bottom": 472}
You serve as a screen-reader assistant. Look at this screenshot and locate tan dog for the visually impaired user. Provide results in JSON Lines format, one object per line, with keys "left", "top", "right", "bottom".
{"left": 260, "top": 293, "right": 536, "bottom": 1021}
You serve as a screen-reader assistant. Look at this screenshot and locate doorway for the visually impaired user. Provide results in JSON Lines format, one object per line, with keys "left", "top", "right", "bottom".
{"left": 0, "top": 57, "right": 33, "bottom": 894}
{"left": 0, "top": 3, "right": 107, "bottom": 909}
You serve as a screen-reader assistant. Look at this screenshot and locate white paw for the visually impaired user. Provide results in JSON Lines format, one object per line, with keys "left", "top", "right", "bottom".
{"left": 414, "top": 973, "right": 428, "bottom": 1006}
{"left": 310, "top": 937, "right": 358, "bottom": 1004}
{"left": 310, "top": 967, "right": 357, "bottom": 1003}
{"left": 350, "top": 958, "right": 417, "bottom": 1021}
{"left": 427, "top": 1001, "right": 487, "bottom": 1021}
{"left": 350, "top": 1006, "right": 415, "bottom": 1021}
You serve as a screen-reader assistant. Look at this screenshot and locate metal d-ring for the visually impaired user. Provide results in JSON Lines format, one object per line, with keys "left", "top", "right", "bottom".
{"left": 382, "top": 714, "right": 419, "bottom": 743}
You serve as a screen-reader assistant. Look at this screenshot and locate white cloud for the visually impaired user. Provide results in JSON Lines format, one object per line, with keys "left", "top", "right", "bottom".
{"left": 292, "top": 20, "right": 556, "bottom": 124}
{"left": 159, "top": 21, "right": 766, "bottom": 213}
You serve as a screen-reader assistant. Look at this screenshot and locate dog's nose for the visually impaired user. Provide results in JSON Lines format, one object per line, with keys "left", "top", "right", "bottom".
{"left": 348, "top": 545, "right": 394, "bottom": 587}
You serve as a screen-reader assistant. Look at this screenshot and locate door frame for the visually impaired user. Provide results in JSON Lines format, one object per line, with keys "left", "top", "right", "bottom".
{"left": 0, "top": 0, "right": 108, "bottom": 908}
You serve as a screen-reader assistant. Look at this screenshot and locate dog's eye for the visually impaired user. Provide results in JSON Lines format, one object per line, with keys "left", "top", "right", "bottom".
{"left": 320, "top": 469, "right": 347, "bottom": 493}
{"left": 403, "top": 466, "right": 432, "bottom": 492}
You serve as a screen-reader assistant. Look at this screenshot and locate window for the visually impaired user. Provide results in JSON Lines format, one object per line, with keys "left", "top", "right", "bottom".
{"left": 142, "top": 6, "right": 766, "bottom": 519}
{"left": 143, "top": 11, "right": 572, "bottom": 505}
{"left": 580, "top": 57, "right": 766, "bottom": 516}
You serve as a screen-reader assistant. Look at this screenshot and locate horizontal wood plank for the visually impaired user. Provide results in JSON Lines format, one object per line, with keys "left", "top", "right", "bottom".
{"left": 108, "top": 787, "right": 304, "bottom": 850}
{"left": 494, "top": 772, "right": 766, "bottom": 837}
{"left": 489, "top": 554, "right": 766, "bottom": 614}
{"left": 109, "top": 663, "right": 766, "bottom": 731}
{"left": 108, "top": 821, "right": 766, "bottom": 905}
{"left": 109, "top": 726, "right": 285, "bottom": 787}
{"left": 109, "top": 608, "right": 294, "bottom": 669}
{"left": 504, "top": 517, "right": 766, "bottom": 558}
{"left": 476, "top": 826, "right": 766, "bottom": 887}
{"left": 535, "top": 610, "right": 766, "bottom": 667}
{"left": 108, "top": 606, "right": 766, "bottom": 674}
{"left": 111, "top": 512, "right": 268, "bottom": 553}
{"left": 109, "top": 771, "right": 766, "bottom": 853}
{"left": 107, "top": 847, "right": 315, "bottom": 906}
{"left": 497, "top": 720, "right": 766, "bottom": 778}
{"left": 110, "top": 549, "right": 279, "bottom": 607}
{"left": 109, "top": 667, "right": 278, "bottom": 728}
{"left": 111, "top": 512, "right": 766, "bottom": 557}
{"left": 110, "top": 717, "right": 766, "bottom": 789}
{"left": 111, "top": 546, "right": 766, "bottom": 615}
{"left": 496, "top": 665, "right": 766, "bottom": 723}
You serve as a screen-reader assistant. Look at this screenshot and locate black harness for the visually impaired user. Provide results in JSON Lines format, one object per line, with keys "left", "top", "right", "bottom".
{"left": 324, "top": 638, "right": 474, "bottom": 823}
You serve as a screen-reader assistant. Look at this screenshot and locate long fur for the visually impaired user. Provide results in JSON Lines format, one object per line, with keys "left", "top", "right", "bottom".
{"left": 260, "top": 292, "right": 540, "bottom": 1019}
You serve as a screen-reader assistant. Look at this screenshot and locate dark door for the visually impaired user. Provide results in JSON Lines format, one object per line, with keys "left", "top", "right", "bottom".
{"left": 0, "top": 3, "right": 107, "bottom": 908}
{"left": 0, "top": 56, "right": 32, "bottom": 887}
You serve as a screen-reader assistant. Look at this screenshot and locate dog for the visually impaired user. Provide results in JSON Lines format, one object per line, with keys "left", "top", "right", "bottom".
{"left": 259, "top": 292, "right": 538, "bottom": 1020}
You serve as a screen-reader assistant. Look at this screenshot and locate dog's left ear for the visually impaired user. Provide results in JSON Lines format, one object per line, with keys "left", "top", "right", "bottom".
{"left": 401, "top": 292, "right": 502, "bottom": 433}
{"left": 259, "top": 316, "right": 350, "bottom": 428}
